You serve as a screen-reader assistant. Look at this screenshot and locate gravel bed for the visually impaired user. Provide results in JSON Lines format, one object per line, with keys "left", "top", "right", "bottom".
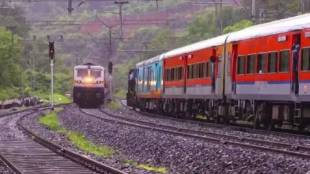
{"left": 59, "top": 106, "right": 310, "bottom": 174}
{"left": 0, "top": 159, "right": 15, "bottom": 174}
{"left": 99, "top": 105, "right": 310, "bottom": 147}
{"left": 21, "top": 109, "right": 144, "bottom": 174}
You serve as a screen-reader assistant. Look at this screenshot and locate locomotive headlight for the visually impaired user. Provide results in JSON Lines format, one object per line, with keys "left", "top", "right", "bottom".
{"left": 84, "top": 76, "right": 94, "bottom": 83}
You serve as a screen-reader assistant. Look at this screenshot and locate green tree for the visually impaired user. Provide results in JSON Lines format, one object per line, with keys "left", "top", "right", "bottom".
{"left": 0, "top": 27, "right": 22, "bottom": 88}
{"left": 223, "top": 20, "right": 253, "bottom": 34}
{"left": 186, "top": 7, "right": 249, "bottom": 43}
{"left": 187, "top": 11, "right": 216, "bottom": 42}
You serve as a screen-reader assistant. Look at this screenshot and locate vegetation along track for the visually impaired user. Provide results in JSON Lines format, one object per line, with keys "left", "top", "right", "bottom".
{"left": 78, "top": 106, "right": 310, "bottom": 160}
{"left": 0, "top": 105, "right": 127, "bottom": 174}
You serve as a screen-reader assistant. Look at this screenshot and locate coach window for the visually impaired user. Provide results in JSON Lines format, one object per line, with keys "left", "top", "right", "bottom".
{"left": 166, "top": 69, "right": 170, "bottom": 81}
{"left": 204, "top": 62, "right": 209, "bottom": 77}
{"left": 176, "top": 67, "right": 181, "bottom": 80}
{"left": 192, "top": 64, "right": 195, "bottom": 79}
{"left": 147, "top": 67, "right": 151, "bottom": 89}
{"left": 268, "top": 52, "right": 278, "bottom": 73}
{"left": 188, "top": 65, "right": 191, "bottom": 79}
{"left": 205, "top": 62, "right": 209, "bottom": 77}
{"left": 257, "top": 54, "right": 268, "bottom": 73}
{"left": 198, "top": 63, "right": 204, "bottom": 78}
{"left": 203, "top": 62, "right": 207, "bottom": 77}
{"left": 302, "top": 48, "right": 310, "bottom": 71}
{"left": 246, "top": 55, "right": 256, "bottom": 74}
{"left": 196, "top": 64, "right": 200, "bottom": 78}
{"left": 190, "top": 65, "right": 194, "bottom": 79}
{"left": 237, "top": 56, "right": 246, "bottom": 74}
{"left": 279, "top": 51, "right": 290, "bottom": 72}
{"left": 192, "top": 64, "right": 196, "bottom": 79}
{"left": 208, "top": 61, "right": 212, "bottom": 77}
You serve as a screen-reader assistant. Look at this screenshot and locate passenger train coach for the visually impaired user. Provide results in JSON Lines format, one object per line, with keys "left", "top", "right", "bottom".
{"left": 127, "top": 14, "right": 310, "bottom": 130}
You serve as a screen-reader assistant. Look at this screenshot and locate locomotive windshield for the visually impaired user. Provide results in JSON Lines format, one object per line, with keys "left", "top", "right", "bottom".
{"left": 77, "top": 69, "right": 88, "bottom": 78}
{"left": 91, "top": 70, "right": 102, "bottom": 78}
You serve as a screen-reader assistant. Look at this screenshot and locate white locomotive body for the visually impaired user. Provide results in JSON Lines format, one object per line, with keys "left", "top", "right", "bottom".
{"left": 73, "top": 63, "right": 105, "bottom": 107}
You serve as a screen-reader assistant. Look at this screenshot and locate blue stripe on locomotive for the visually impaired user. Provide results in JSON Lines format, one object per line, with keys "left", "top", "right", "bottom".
{"left": 136, "top": 59, "right": 163, "bottom": 97}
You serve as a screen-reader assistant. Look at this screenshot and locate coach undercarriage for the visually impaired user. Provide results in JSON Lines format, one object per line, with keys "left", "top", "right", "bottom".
{"left": 137, "top": 97, "right": 310, "bottom": 130}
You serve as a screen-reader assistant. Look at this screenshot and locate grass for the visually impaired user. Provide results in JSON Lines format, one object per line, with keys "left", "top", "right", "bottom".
{"left": 125, "top": 160, "right": 168, "bottom": 174}
{"left": 114, "top": 89, "right": 127, "bottom": 99}
{"left": 40, "top": 111, "right": 169, "bottom": 173}
{"left": 196, "top": 114, "right": 207, "bottom": 120}
{"left": 67, "top": 131, "right": 114, "bottom": 157}
{"left": 0, "top": 87, "right": 19, "bottom": 101}
{"left": 32, "top": 91, "right": 71, "bottom": 104}
{"left": 106, "top": 100, "right": 122, "bottom": 111}
{"left": 39, "top": 111, "right": 114, "bottom": 157}
{"left": 39, "top": 111, "right": 62, "bottom": 131}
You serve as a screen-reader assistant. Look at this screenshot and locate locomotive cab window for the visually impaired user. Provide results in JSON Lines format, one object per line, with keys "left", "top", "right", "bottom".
{"left": 257, "top": 54, "right": 268, "bottom": 73}
{"left": 237, "top": 56, "right": 246, "bottom": 74}
{"left": 91, "top": 70, "right": 101, "bottom": 78}
{"left": 279, "top": 51, "right": 290, "bottom": 72}
{"left": 77, "top": 69, "right": 88, "bottom": 77}
{"left": 268, "top": 52, "right": 278, "bottom": 73}
{"left": 302, "top": 48, "right": 310, "bottom": 71}
{"left": 246, "top": 55, "right": 256, "bottom": 74}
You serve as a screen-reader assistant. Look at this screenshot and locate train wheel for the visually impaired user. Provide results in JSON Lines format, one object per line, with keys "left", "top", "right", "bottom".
{"left": 267, "top": 120, "right": 275, "bottom": 131}
{"left": 254, "top": 103, "right": 266, "bottom": 129}
{"left": 254, "top": 108, "right": 262, "bottom": 129}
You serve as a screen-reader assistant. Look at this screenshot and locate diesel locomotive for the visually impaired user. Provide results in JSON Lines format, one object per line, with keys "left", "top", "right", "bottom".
{"left": 73, "top": 63, "right": 106, "bottom": 107}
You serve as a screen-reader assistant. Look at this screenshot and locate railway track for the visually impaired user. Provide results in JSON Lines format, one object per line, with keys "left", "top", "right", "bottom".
{"left": 79, "top": 107, "right": 310, "bottom": 160}
{"left": 0, "top": 105, "right": 127, "bottom": 174}
{"left": 120, "top": 99, "right": 310, "bottom": 140}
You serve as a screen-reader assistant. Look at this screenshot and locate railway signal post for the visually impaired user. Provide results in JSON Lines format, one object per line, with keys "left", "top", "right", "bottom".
{"left": 48, "top": 41, "right": 55, "bottom": 110}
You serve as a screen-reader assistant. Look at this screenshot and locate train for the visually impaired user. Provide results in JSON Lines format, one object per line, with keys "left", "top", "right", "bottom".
{"left": 73, "top": 63, "right": 106, "bottom": 107}
{"left": 127, "top": 14, "right": 310, "bottom": 130}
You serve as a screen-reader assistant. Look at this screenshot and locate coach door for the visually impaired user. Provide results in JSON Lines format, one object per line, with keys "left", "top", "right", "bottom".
{"left": 292, "top": 32, "right": 301, "bottom": 95}
{"left": 231, "top": 44, "right": 238, "bottom": 94}
{"left": 211, "top": 49, "right": 217, "bottom": 93}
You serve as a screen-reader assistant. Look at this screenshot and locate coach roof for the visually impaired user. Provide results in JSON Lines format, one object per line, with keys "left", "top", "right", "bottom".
{"left": 136, "top": 54, "right": 165, "bottom": 67}
{"left": 227, "top": 13, "right": 310, "bottom": 42}
{"left": 164, "top": 34, "right": 229, "bottom": 58}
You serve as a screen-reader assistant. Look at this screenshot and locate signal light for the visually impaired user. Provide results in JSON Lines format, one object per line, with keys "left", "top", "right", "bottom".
{"left": 108, "top": 61, "right": 113, "bottom": 74}
{"left": 49, "top": 42, "right": 55, "bottom": 60}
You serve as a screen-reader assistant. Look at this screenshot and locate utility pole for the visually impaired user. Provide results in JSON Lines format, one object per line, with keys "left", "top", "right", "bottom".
{"left": 251, "top": 0, "right": 256, "bottom": 23}
{"left": 68, "top": 0, "right": 74, "bottom": 15}
{"left": 108, "top": 27, "right": 112, "bottom": 59}
{"left": 151, "top": 0, "right": 162, "bottom": 9}
{"left": 219, "top": 0, "right": 223, "bottom": 34}
{"left": 48, "top": 41, "right": 55, "bottom": 110}
{"left": 213, "top": 0, "right": 223, "bottom": 34}
{"left": 114, "top": 0, "right": 129, "bottom": 39}
{"left": 32, "top": 35, "right": 37, "bottom": 91}
{"left": 300, "top": 0, "right": 305, "bottom": 14}
{"left": 95, "top": 16, "right": 116, "bottom": 60}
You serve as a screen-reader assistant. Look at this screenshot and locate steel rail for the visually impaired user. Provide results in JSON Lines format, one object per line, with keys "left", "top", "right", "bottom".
{"left": 78, "top": 108, "right": 310, "bottom": 160}
{"left": 120, "top": 100, "right": 310, "bottom": 139}
{"left": 0, "top": 104, "right": 127, "bottom": 174}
